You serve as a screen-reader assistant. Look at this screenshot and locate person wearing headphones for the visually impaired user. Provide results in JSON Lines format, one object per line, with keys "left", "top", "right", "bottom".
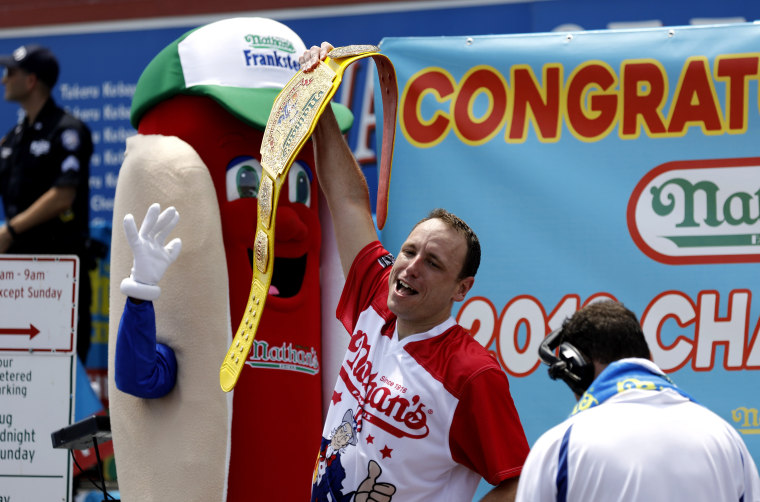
{"left": 517, "top": 300, "right": 760, "bottom": 502}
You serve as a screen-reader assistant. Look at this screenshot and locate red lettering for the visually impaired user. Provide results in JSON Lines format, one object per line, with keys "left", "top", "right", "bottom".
{"left": 509, "top": 65, "right": 562, "bottom": 141}
{"left": 341, "top": 329, "right": 430, "bottom": 439}
{"left": 716, "top": 55, "right": 759, "bottom": 132}
{"left": 453, "top": 66, "right": 507, "bottom": 144}
{"left": 621, "top": 61, "right": 667, "bottom": 137}
{"left": 668, "top": 58, "right": 722, "bottom": 134}
{"left": 400, "top": 69, "right": 454, "bottom": 146}
{"left": 566, "top": 63, "right": 618, "bottom": 139}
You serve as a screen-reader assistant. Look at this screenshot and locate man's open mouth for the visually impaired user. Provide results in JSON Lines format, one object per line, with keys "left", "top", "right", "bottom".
{"left": 395, "top": 279, "right": 418, "bottom": 295}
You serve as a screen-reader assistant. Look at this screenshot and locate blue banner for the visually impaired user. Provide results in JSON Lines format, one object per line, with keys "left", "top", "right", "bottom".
{"left": 378, "top": 23, "right": 760, "bottom": 481}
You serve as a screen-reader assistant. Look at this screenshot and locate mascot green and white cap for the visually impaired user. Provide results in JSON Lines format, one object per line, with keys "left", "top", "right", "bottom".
{"left": 130, "top": 16, "right": 353, "bottom": 131}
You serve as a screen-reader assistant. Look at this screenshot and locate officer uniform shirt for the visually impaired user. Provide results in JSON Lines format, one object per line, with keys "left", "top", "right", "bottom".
{"left": 0, "top": 97, "right": 92, "bottom": 255}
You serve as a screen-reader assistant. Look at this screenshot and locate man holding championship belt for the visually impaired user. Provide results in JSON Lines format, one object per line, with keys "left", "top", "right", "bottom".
{"left": 301, "top": 42, "right": 530, "bottom": 502}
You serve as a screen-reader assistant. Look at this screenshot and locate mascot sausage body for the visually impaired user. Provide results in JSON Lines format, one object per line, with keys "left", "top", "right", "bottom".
{"left": 107, "top": 18, "right": 352, "bottom": 501}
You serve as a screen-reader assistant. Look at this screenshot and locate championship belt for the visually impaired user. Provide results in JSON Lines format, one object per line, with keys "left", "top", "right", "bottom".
{"left": 219, "top": 45, "right": 398, "bottom": 392}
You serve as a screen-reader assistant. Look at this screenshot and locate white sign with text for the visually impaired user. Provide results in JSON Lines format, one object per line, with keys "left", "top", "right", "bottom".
{"left": 0, "top": 256, "right": 78, "bottom": 501}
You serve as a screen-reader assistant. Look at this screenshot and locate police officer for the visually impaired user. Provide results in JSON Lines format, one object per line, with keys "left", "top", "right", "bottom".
{"left": 0, "top": 44, "right": 93, "bottom": 362}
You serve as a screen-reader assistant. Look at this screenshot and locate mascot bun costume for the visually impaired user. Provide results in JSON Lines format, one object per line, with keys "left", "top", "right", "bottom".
{"left": 107, "top": 17, "right": 353, "bottom": 501}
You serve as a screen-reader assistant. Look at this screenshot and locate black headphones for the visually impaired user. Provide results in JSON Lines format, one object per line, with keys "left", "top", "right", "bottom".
{"left": 538, "top": 328, "right": 595, "bottom": 396}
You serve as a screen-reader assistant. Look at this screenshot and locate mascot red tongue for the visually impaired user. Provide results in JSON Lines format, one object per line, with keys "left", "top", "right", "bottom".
{"left": 107, "top": 17, "right": 353, "bottom": 501}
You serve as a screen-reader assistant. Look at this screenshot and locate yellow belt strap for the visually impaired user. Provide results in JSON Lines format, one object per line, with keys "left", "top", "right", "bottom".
{"left": 219, "top": 45, "right": 397, "bottom": 392}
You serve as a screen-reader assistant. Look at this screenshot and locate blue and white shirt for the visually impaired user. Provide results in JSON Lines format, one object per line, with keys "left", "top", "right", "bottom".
{"left": 516, "top": 358, "right": 760, "bottom": 502}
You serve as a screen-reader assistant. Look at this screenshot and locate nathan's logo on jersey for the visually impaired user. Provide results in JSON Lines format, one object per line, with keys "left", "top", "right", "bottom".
{"left": 246, "top": 339, "right": 320, "bottom": 375}
{"left": 731, "top": 406, "right": 759, "bottom": 435}
{"left": 627, "top": 157, "right": 760, "bottom": 265}
{"left": 340, "top": 329, "right": 430, "bottom": 439}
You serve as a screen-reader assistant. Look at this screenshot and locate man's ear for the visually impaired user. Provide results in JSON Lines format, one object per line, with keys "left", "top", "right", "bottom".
{"left": 24, "top": 72, "right": 39, "bottom": 90}
{"left": 453, "top": 276, "right": 474, "bottom": 302}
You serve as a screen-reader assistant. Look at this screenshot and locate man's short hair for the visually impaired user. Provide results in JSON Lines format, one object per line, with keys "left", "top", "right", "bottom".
{"left": 414, "top": 208, "right": 481, "bottom": 279}
{"left": 560, "top": 300, "right": 651, "bottom": 364}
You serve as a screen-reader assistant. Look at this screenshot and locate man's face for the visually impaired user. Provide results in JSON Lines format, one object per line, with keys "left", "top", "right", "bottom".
{"left": 1, "top": 67, "right": 32, "bottom": 102}
{"left": 387, "top": 218, "right": 474, "bottom": 335}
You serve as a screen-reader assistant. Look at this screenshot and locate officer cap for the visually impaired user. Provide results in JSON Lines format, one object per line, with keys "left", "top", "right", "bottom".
{"left": 0, "top": 44, "right": 60, "bottom": 88}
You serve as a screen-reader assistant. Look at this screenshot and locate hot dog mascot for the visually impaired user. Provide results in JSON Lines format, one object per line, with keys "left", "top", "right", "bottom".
{"left": 107, "top": 17, "right": 353, "bottom": 501}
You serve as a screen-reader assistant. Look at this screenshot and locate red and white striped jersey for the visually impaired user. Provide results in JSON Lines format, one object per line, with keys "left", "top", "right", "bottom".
{"left": 312, "top": 241, "right": 529, "bottom": 501}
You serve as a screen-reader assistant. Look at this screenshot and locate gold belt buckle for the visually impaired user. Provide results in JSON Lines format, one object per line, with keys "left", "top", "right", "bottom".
{"left": 219, "top": 45, "right": 398, "bottom": 392}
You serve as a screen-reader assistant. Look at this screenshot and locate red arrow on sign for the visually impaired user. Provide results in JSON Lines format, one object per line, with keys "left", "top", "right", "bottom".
{"left": 0, "top": 325, "right": 40, "bottom": 339}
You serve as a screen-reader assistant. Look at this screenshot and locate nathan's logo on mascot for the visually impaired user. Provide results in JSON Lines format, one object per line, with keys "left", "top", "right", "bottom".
{"left": 245, "top": 34, "right": 297, "bottom": 53}
{"left": 248, "top": 340, "right": 320, "bottom": 375}
{"left": 627, "top": 157, "right": 760, "bottom": 265}
{"left": 339, "top": 330, "right": 431, "bottom": 440}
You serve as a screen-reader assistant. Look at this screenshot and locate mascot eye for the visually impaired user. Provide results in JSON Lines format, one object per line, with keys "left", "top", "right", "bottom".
{"left": 237, "top": 166, "right": 260, "bottom": 197}
{"left": 226, "top": 156, "right": 263, "bottom": 201}
{"left": 287, "top": 161, "right": 312, "bottom": 207}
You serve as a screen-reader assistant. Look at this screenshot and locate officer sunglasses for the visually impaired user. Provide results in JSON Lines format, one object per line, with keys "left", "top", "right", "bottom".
{"left": 2, "top": 67, "right": 23, "bottom": 79}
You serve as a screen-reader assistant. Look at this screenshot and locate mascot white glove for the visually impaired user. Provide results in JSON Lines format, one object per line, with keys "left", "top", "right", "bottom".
{"left": 120, "top": 203, "right": 182, "bottom": 301}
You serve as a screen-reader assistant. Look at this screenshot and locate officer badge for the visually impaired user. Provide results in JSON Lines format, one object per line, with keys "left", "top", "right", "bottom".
{"left": 61, "top": 129, "right": 81, "bottom": 151}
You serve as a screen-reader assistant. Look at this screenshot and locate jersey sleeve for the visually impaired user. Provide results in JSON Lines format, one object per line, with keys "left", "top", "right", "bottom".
{"left": 449, "top": 367, "right": 530, "bottom": 485}
{"left": 114, "top": 299, "right": 178, "bottom": 399}
{"left": 336, "top": 240, "right": 394, "bottom": 334}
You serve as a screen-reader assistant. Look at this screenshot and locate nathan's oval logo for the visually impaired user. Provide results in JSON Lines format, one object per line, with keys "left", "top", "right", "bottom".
{"left": 628, "top": 157, "right": 760, "bottom": 265}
